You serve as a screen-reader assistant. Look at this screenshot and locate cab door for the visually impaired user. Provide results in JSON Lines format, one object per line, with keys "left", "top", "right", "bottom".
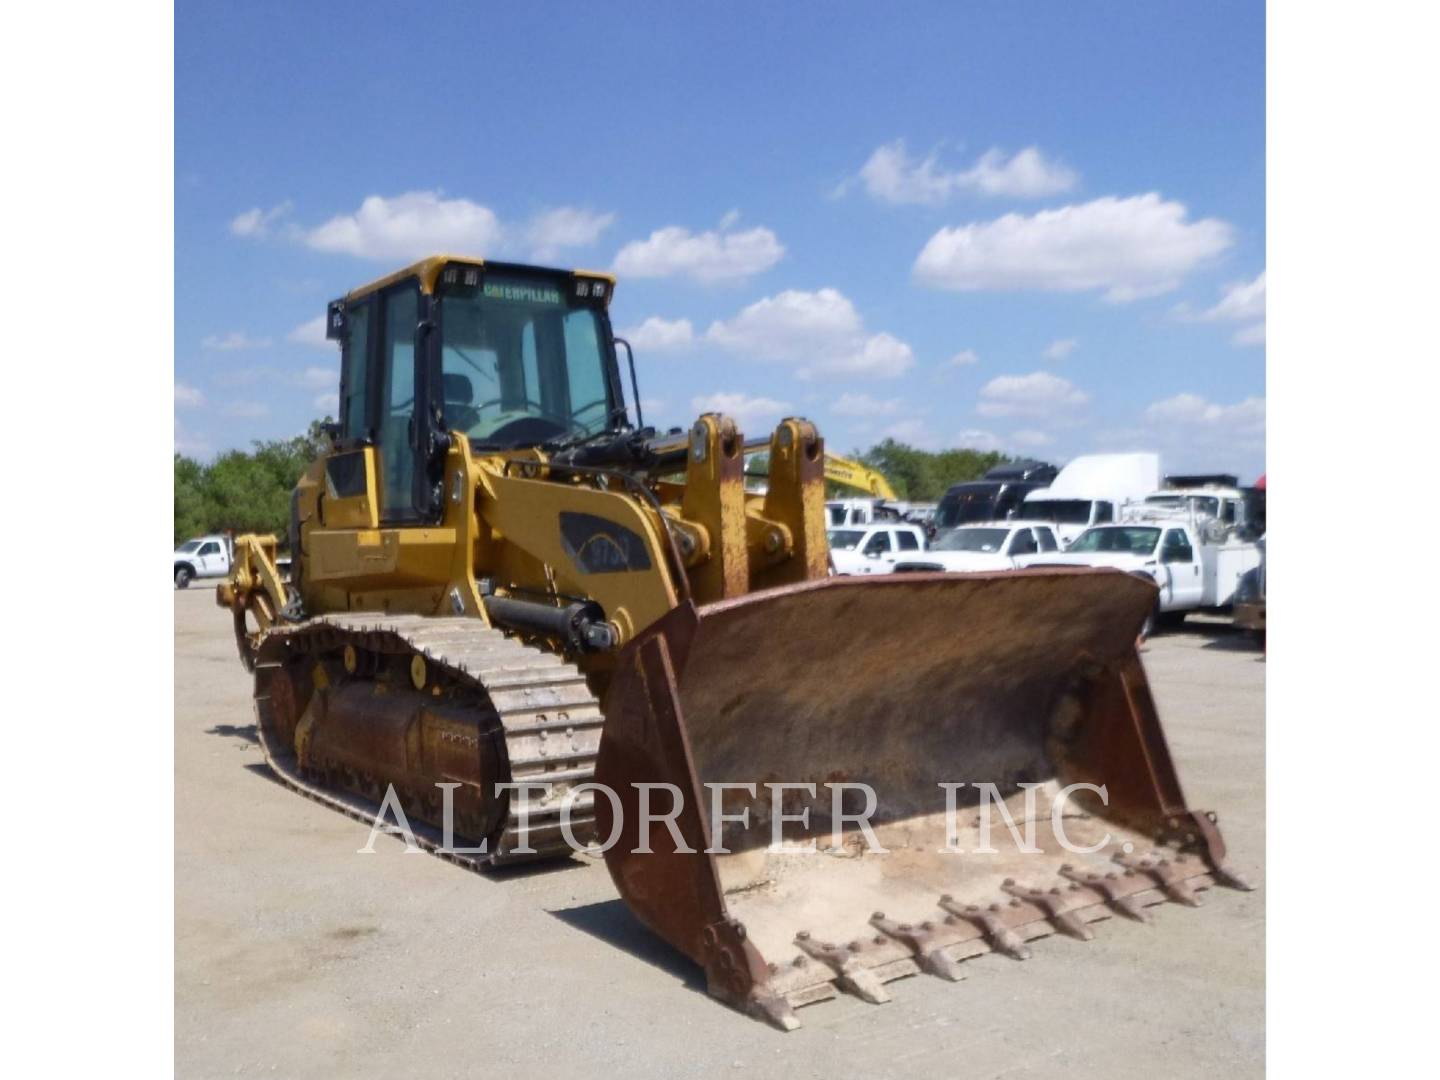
{"left": 1160, "top": 528, "right": 1204, "bottom": 608}
{"left": 374, "top": 283, "right": 429, "bottom": 524}
{"left": 1005, "top": 526, "right": 1039, "bottom": 567}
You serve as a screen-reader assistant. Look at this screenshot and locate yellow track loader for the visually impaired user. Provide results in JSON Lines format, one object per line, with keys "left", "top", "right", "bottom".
{"left": 220, "top": 254, "right": 1251, "bottom": 1030}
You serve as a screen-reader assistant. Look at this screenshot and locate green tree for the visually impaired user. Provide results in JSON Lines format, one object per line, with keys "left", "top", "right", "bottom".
{"left": 171, "top": 418, "right": 334, "bottom": 546}
{"left": 855, "top": 439, "right": 1009, "bottom": 501}
{"left": 174, "top": 454, "right": 209, "bottom": 545}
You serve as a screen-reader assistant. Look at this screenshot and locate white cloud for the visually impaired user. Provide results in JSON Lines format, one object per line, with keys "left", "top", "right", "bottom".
{"left": 1145, "top": 392, "right": 1265, "bottom": 433}
{"left": 1010, "top": 428, "right": 1054, "bottom": 448}
{"left": 287, "top": 315, "right": 332, "bottom": 348}
{"left": 881, "top": 418, "right": 942, "bottom": 449}
{"left": 202, "top": 331, "right": 271, "bottom": 351}
{"left": 297, "top": 366, "right": 336, "bottom": 389}
{"left": 175, "top": 419, "right": 210, "bottom": 457}
{"left": 614, "top": 223, "right": 784, "bottom": 283}
{"left": 303, "top": 191, "right": 504, "bottom": 261}
{"left": 1232, "top": 321, "right": 1265, "bottom": 346}
{"left": 832, "top": 392, "right": 903, "bottom": 417}
{"left": 622, "top": 316, "right": 695, "bottom": 352}
{"left": 1181, "top": 271, "right": 1265, "bottom": 347}
{"left": 690, "top": 392, "right": 791, "bottom": 430}
{"left": 229, "top": 200, "right": 292, "bottom": 237}
{"left": 945, "top": 349, "right": 980, "bottom": 368}
{"left": 1043, "top": 337, "right": 1078, "bottom": 361}
{"left": 913, "top": 193, "right": 1233, "bottom": 301}
{"left": 706, "top": 288, "right": 914, "bottom": 378}
{"left": 527, "top": 207, "right": 616, "bottom": 261}
{"left": 222, "top": 401, "right": 269, "bottom": 419}
{"left": 857, "top": 141, "right": 1078, "bottom": 204}
{"left": 955, "top": 428, "right": 1003, "bottom": 452}
{"left": 241, "top": 191, "right": 616, "bottom": 264}
{"left": 313, "top": 392, "right": 339, "bottom": 415}
{"left": 977, "top": 371, "right": 1090, "bottom": 418}
{"left": 175, "top": 381, "right": 205, "bottom": 408}
{"left": 1141, "top": 392, "right": 1266, "bottom": 466}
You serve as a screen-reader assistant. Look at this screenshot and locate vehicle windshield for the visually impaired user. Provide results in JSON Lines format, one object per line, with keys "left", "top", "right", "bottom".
{"left": 827, "top": 529, "right": 868, "bottom": 550}
{"left": 1020, "top": 499, "right": 1093, "bottom": 524}
{"left": 934, "top": 527, "right": 1009, "bottom": 553}
{"left": 437, "top": 275, "right": 618, "bottom": 448}
{"left": 934, "top": 484, "right": 1002, "bottom": 528}
{"left": 1068, "top": 526, "right": 1161, "bottom": 555}
{"left": 176, "top": 540, "right": 201, "bottom": 554}
{"left": 1146, "top": 494, "right": 1220, "bottom": 516}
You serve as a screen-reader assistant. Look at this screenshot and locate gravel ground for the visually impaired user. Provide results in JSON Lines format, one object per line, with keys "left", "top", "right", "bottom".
{"left": 175, "top": 590, "right": 1264, "bottom": 1079}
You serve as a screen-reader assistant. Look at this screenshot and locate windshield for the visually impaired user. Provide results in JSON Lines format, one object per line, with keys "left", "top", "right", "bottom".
{"left": 1068, "top": 526, "right": 1161, "bottom": 555}
{"left": 176, "top": 540, "right": 201, "bottom": 554}
{"left": 935, "top": 484, "right": 1002, "bottom": 528}
{"left": 934, "top": 527, "right": 1009, "bottom": 553}
{"left": 1146, "top": 494, "right": 1220, "bottom": 516}
{"left": 437, "top": 275, "right": 618, "bottom": 448}
{"left": 1021, "top": 499, "right": 1093, "bottom": 524}
{"left": 827, "top": 529, "right": 866, "bottom": 550}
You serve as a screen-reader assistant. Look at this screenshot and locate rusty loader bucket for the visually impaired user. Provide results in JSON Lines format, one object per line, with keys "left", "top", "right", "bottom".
{"left": 594, "top": 568, "right": 1252, "bottom": 1030}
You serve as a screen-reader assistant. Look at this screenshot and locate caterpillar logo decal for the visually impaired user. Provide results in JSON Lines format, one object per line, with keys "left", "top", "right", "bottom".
{"left": 558, "top": 512, "right": 653, "bottom": 574}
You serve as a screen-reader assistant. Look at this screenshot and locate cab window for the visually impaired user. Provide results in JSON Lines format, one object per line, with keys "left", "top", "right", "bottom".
{"left": 896, "top": 531, "right": 919, "bottom": 551}
{"left": 1161, "top": 529, "right": 1195, "bottom": 563}
{"left": 340, "top": 300, "right": 373, "bottom": 441}
{"left": 1036, "top": 527, "right": 1058, "bottom": 552}
{"left": 864, "top": 532, "right": 892, "bottom": 555}
{"left": 1008, "top": 529, "right": 1038, "bottom": 556}
{"left": 378, "top": 285, "right": 422, "bottom": 520}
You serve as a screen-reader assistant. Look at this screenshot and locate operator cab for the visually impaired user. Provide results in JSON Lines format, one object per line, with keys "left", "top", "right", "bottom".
{"left": 328, "top": 256, "right": 631, "bottom": 524}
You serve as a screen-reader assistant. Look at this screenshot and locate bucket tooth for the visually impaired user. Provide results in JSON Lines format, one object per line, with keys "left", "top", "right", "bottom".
{"left": 749, "top": 991, "right": 801, "bottom": 1032}
{"left": 938, "top": 896, "right": 1032, "bottom": 961}
{"left": 1059, "top": 864, "right": 1152, "bottom": 923}
{"left": 793, "top": 933, "right": 892, "bottom": 1004}
{"left": 868, "top": 913, "right": 967, "bottom": 982}
{"left": 1113, "top": 852, "right": 1204, "bottom": 908}
{"left": 1001, "top": 879, "right": 1096, "bottom": 942}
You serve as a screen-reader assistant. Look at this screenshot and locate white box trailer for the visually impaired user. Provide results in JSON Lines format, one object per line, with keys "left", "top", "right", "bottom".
{"left": 1016, "top": 452, "right": 1162, "bottom": 545}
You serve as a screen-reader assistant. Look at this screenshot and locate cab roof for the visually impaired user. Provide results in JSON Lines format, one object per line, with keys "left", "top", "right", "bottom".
{"left": 343, "top": 255, "right": 618, "bottom": 303}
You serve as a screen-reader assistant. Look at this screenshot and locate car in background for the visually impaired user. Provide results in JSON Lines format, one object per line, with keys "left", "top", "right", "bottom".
{"left": 889, "top": 522, "right": 1060, "bottom": 573}
{"left": 827, "top": 522, "right": 927, "bottom": 575}
{"left": 174, "top": 534, "right": 232, "bottom": 588}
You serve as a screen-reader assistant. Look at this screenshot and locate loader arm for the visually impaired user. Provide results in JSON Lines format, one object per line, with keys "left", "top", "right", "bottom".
{"left": 216, "top": 533, "right": 290, "bottom": 670}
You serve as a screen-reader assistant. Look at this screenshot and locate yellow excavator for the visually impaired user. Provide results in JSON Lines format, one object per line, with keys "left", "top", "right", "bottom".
{"left": 822, "top": 452, "right": 898, "bottom": 500}
{"left": 220, "top": 254, "right": 1251, "bottom": 1030}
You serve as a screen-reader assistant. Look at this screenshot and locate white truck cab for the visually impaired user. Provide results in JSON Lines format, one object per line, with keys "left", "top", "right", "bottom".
{"left": 827, "top": 522, "right": 927, "bottom": 575}
{"left": 174, "top": 534, "right": 233, "bottom": 588}
{"left": 890, "top": 522, "right": 1060, "bottom": 573}
{"left": 1037, "top": 521, "right": 1261, "bottom": 629}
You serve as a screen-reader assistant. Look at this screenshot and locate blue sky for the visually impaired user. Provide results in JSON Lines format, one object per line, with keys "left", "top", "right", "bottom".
{"left": 176, "top": 1, "right": 1264, "bottom": 478}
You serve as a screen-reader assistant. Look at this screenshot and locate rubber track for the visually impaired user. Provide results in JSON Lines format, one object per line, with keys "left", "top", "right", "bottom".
{"left": 251, "top": 614, "right": 603, "bottom": 871}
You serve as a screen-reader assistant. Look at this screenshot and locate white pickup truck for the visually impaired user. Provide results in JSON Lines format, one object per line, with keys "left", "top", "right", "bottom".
{"left": 1036, "top": 522, "right": 1261, "bottom": 633}
{"left": 827, "top": 522, "right": 928, "bottom": 575}
{"left": 174, "top": 534, "right": 233, "bottom": 588}
{"left": 889, "top": 522, "right": 1061, "bottom": 573}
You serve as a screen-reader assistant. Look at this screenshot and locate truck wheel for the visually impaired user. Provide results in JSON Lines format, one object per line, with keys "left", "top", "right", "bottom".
{"left": 175, "top": 564, "right": 194, "bottom": 589}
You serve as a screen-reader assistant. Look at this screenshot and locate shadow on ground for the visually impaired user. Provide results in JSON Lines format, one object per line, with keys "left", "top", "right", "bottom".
{"left": 207, "top": 723, "right": 258, "bottom": 744}
{"left": 549, "top": 898, "right": 706, "bottom": 994}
